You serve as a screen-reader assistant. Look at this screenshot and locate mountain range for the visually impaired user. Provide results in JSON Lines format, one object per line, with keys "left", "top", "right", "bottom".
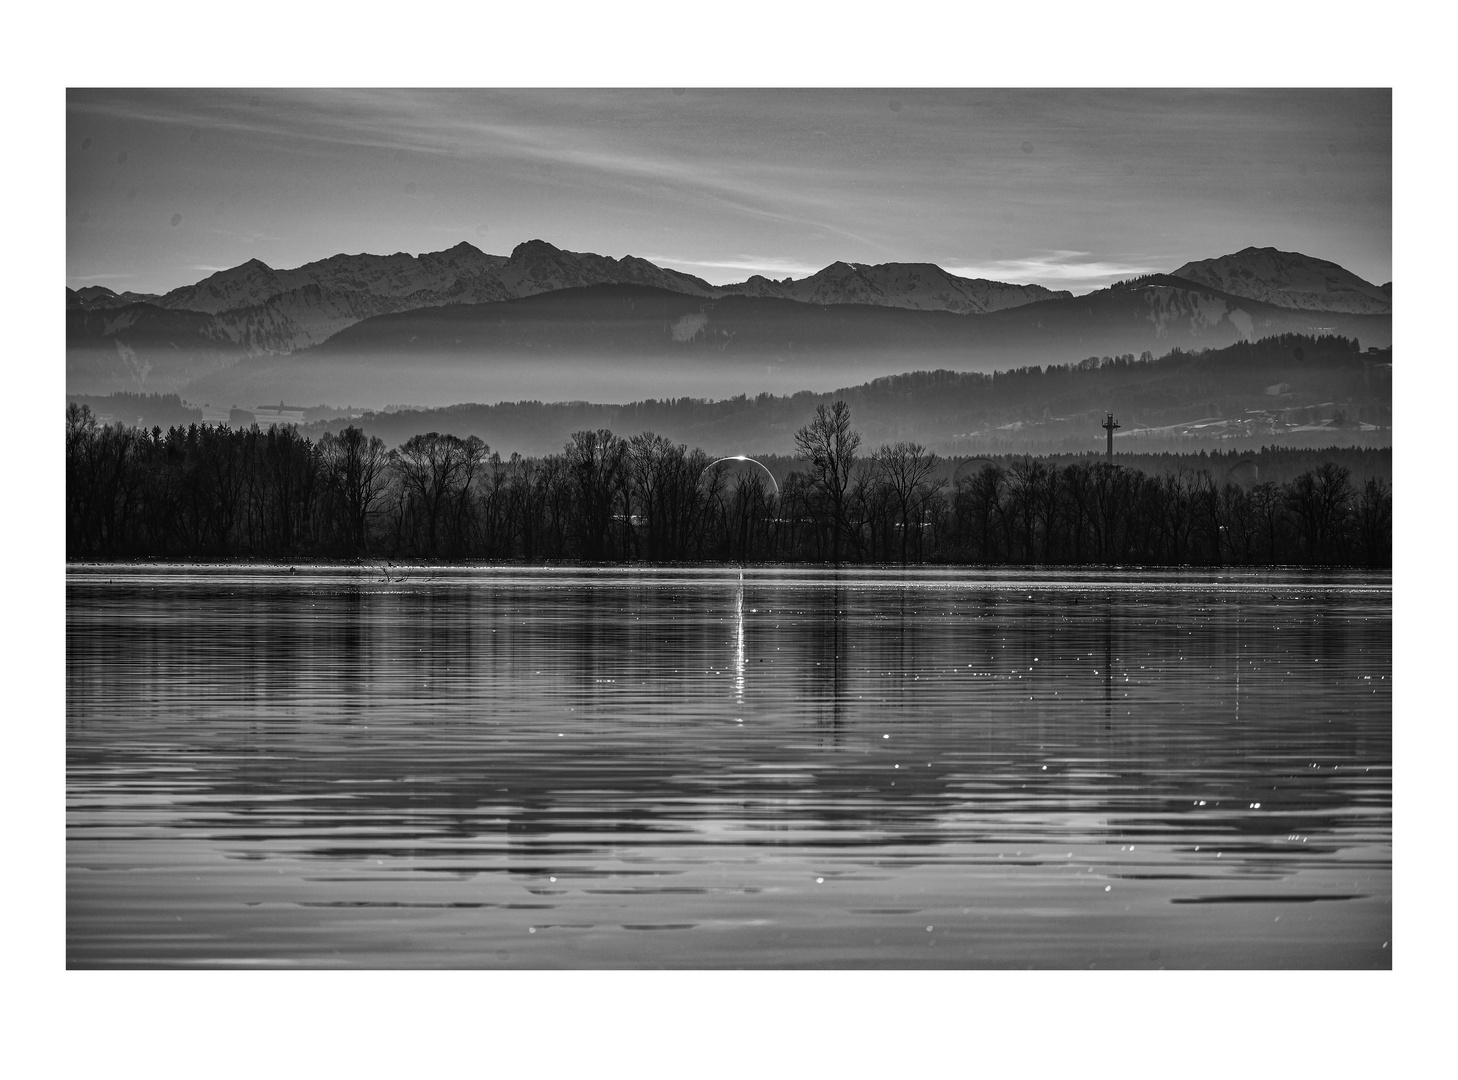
{"left": 66, "top": 241, "right": 1392, "bottom": 407}
{"left": 67, "top": 239, "right": 1078, "bottom": 357}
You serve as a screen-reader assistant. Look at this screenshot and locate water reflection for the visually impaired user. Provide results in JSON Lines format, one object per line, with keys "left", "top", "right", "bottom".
{"left": 67, "top": 565, "right": 1391, "bottom": 969}
{"left": 734, "top": 573, "right": 745, "bottom": 708}
{"left": 1105, "top": 597, "right": 1114, "bottom": 729}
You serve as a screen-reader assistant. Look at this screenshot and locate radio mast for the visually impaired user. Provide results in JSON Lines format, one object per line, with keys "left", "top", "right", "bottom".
{"left": 1102, "top": 413, "right": 1120, "bottom": 461}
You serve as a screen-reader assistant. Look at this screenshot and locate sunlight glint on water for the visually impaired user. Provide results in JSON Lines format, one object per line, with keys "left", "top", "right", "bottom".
{"left": 66, "top": 565, "right": 1391, "bottom": 968}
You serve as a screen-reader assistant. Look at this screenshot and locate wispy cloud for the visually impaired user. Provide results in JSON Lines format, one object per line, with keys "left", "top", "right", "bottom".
{"left": 72, "top": 90, "right": 881, "bottom": 250}
{"left": 645, "top": 254, "right": 824, "bottom": 281}
{"left": 68, "top": 272, "right": 138, "bottom": 282}
{"left": 945, "top": 251, "right": 1170, "bottom": 291}
{"left": 450, "top": 120, "right": 876, "bottom": 248}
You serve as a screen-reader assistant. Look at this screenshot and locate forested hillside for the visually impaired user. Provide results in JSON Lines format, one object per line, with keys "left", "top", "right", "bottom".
{"left": 299, "top": 333, "right": 1389, "bottom": 457}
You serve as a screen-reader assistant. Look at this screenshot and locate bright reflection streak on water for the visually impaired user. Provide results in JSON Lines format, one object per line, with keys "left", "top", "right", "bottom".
{"left": 66, "top": 565, "right": 1391, "bottom": 969}
{"left": 734, "top": 574, "right": 746, "bottom": 707}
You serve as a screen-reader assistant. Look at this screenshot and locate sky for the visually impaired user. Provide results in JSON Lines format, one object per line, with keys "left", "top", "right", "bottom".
{"left": 66, "top": 88, "right": 1391, "bottom": 297}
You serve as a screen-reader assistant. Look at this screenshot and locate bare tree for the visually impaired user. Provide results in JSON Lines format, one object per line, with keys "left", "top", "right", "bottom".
{"left": 849, "top": 458, "right": 889, "bottom": 561}
{"left": 629, "top": 431, "right": 709, "bottom": 561}
{"left": 447, "top": 435, "right": 490, "bottom": 554}
{"left": 873, "top": 441, "right": 943, "bottom": 564}
{"left": 566, "top": 429, "right": 628, "bottom": 560}
{"left": 1353, "top": 477, "right": 1391, "bottom": 567}
{"left": 1004, "top": 457, "right": 1048, "bottom": 562}
{"left": 794, "top": 400, "right": 861, "bottom": 564}
{"left": 391, "top": 432, "right": 472, "bottom": 556}
{"left": 1285, "top": 462, "right": 1353, "bottom": 564}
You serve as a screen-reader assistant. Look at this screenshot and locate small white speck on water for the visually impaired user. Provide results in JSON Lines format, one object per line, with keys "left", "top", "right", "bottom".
{"left": 529, "top": 927, "right": 536, "bottom": 934}
{"left": 816, "top": 877, "right": 824, "bottom": 884}
{"left": 926, "top": 926, "right": 933, "bottom": 932}
{"left": 549, "top": 877, "right": 556, "bottom": 882}
{"left": 1104, "top": 886, "right": 1112, "bottom": 892}
{"left": 883, "top": 734, "right": 889, "bottom": 739}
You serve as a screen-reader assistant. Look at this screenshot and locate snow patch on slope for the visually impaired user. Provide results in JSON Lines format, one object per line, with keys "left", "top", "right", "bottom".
{"left": 1171, "top": 247, "right": 1390, "bottom": 315}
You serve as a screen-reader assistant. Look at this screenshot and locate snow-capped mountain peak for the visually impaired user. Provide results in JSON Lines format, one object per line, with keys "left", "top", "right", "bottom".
{"left": 718, "top": 258, "right": 1072, "bottom": 313}
{"left": 1170, "top": 247, "right": 1390, "bottom": 315}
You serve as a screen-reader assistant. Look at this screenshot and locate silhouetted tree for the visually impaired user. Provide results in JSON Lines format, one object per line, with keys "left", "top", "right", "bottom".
{"left": 874, "top": 441, "right": 943, "bottom": 564}
{"left": 794, "top": 400, "right": 861, "bottom": 564}
{"left": 952, "top": 463, "right": 1006, "bottom": 563}
{"left": 391, "top": 432, "right": 475, "bottom": 556}
{"left": 320, "top": 425, "right": 389, "bottom": 555}
{"left": 1285, "top": 462, "right": 1352, "bottom": 564}
{"left": 1353, "top": 477, "right": 1392, "bottom": 567}
{"left": 565, "top": 429, "right": 628, "bottom": 560}
{"left": 629, "top": 432, "right": 713, "bottom": 561}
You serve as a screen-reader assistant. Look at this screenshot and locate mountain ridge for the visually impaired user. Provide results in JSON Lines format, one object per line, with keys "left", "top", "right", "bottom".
{"left": 66, "top": 239, "right": 1078, "bottom": 354}
{"left": 69, "top": 240, "right": 1390, "bottom": 336}
{"left": 1170, "top": 246, "right": 1390, "bottom": 315}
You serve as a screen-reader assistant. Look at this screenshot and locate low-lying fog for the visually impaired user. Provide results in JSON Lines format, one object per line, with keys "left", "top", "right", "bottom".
{"left": 184, "top": 350, "right": 953, "bottom": 412}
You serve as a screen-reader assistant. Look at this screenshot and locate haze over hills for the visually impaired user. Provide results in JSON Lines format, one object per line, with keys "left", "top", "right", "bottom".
{"left": 288, "top": 333, "right": 1388, "bottom": 459}
{"left": 66, "top": 239, "right": 1392, "bottom": 409}
{"left": 173, "top": 275, "right": 1391, "bottom": 408}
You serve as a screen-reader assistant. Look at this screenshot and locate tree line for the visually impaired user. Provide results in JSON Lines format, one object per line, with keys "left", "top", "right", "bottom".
{"left": 65, "top": 401, "right": 1390, "bottom": 567}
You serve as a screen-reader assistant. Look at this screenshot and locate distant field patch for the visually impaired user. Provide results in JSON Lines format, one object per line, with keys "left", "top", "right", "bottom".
{"left": 671, "top": 313, "right": 708, "bottom": 341}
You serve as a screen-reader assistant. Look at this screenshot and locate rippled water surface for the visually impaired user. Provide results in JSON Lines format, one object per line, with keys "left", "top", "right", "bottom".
{"left": 67, "top": 565, "right": 1391, "bottom": 968}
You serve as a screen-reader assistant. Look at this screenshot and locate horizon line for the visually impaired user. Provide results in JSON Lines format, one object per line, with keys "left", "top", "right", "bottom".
{"left": 67, "top": 238, "right": 1388, "bottom": 300}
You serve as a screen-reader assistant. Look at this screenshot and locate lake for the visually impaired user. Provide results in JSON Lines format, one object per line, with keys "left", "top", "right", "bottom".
{"left": 66, "top": 564, "right": 1391, "bottom": 968}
